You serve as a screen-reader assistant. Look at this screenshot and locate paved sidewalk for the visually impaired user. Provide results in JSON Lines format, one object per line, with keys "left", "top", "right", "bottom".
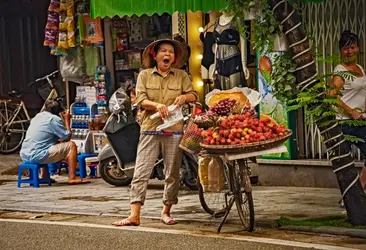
{"left": 0, "top": 174, "right": 344, "bottom": 224}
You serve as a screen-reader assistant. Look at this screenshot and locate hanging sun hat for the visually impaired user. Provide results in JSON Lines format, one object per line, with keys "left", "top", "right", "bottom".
{"left": 141, "top": 39, "right": 188, "bottom": 69}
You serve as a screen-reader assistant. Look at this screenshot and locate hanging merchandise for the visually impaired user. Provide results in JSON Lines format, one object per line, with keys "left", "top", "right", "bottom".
{"left": 84, "top": 47, "right": 100, "bottom": 76}
{"left": 127, "top": 16, "right": 142, "bottom": 44}
{"left": 80, "top": 16, "right": 104, "bottom": 45}
{"left": 44, "top": 0, "right": 92, "bottom": 55}
{"left": 66, "top": 0, "right": 76, "bottom": 48}
{"left": 117, "top": 33, "right": 129, "bottom": 51}
{"left": 111, "top": 17, "right": 129, "bottom": 51}
{"left": 76, "top": 0, "right": 90, "bottom": 15}
{"left": 58, "top": 0, "right": 76, "bottom": 50}
{"left": 44, "top": 0, "right": 60, "bottom": 47}
{"left": 94, "top": 66, "right": 111, "bottom": 117}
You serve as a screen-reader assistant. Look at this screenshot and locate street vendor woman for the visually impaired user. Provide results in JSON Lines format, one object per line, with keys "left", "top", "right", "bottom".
{"left": 112, "top": 39, "right": 198, "bottom": 226}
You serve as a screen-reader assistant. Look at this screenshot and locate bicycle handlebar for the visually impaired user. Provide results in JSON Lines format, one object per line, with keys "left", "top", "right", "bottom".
{"left": 28, "top": 70, "right": 60, "bottom": 87}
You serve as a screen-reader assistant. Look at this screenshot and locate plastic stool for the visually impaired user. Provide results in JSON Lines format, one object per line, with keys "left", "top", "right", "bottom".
{"left": 77, "top": 153, "right": 97, "bottom": 178}
{"left": 48, "top": 161, "right": 69, "bottom": 176}
{"left": 48, "top": 162, "right": 61, "bottom": 175}
{"left": 18, "top": 163, "right": 52, "bottom": 188}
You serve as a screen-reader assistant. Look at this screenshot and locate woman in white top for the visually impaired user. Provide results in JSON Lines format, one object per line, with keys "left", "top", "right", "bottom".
{"left": 330, "top": 30, "right": 366, "bottom": 190}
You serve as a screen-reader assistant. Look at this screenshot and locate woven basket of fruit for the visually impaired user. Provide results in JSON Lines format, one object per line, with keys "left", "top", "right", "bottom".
{"left": 199, "top": 111, "right": 292, "bottom": 154}
{"left": 200, "top": 130, "right": 292, "bottom": 154}
{"left": 179, "top": 119, "right": 203, "bottom": 154}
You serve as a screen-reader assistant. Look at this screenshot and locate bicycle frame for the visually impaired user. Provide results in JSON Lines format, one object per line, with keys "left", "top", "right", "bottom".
{"left": 1, "top": 88, "right": 58, "bottom": 133}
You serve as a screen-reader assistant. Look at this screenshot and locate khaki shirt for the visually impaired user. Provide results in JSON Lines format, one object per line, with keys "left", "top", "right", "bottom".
{"left": 135, "top": 67, "right": 198, "bottom": 132}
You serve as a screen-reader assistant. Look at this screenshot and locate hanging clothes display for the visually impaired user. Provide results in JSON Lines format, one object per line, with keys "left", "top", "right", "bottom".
{"left": 200, "top": 23, "right": 215, "bottom": 81}
{"left": 213, "top": 16, "right": 246, "bottom": 90}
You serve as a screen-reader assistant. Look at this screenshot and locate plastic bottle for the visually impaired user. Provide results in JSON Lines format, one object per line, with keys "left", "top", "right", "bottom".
{"left": 208, "top": 157, "right": 222, "bottom": 192}
{"left": 198, "top": 157, "right": 210, "bottom": 192}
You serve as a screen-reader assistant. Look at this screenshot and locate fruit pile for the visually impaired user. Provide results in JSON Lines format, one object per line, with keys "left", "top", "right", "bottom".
{"left": 201, "top": 113, "right": 288, "bottom": 146}
{"left": 209, "top": 98, "right": 237, "bottom": 116}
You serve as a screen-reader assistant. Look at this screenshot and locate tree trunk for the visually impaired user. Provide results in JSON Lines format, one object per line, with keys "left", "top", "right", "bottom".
{"left": 267, "top": 0, "right": 366, "bottom": 225}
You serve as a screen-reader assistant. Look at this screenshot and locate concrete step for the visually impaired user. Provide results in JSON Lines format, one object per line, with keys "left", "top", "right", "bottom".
{"left": 256, "top": 159, "right": 364, "bottom": 188}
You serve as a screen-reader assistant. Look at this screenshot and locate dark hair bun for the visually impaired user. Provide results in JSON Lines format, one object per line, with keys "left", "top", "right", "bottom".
{"left": 341, "top": 30, "right": 358, "bottom": 37}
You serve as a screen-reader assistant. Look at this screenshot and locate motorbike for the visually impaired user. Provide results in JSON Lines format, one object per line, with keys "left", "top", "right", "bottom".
{"left": 98, "top": 86, "right": 200, "bottom": 190}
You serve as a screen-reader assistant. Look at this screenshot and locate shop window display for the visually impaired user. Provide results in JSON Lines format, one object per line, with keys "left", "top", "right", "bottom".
{"left": 111, "top": 14, "right": 172, "bottom": 89}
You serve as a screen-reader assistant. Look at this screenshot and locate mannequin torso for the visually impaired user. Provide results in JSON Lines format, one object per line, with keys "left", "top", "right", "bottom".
{"left": 212, "top": 14, "right": 248, "bottom": 89}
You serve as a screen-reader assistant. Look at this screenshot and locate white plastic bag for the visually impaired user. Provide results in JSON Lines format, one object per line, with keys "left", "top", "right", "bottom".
{"left": 151, "top": 105, "right": 184, "bottom": 131}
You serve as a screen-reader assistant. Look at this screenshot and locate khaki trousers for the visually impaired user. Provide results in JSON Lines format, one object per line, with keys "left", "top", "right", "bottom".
{"left": 130, "top": 134, "right": 183, "bottom": 205}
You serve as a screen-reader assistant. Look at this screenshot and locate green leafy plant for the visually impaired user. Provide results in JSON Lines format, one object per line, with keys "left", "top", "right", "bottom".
{"left": 253, "top": 2, "right": 283, "bottom": 55}
{"left": 225, "top": 0, "right": 265, "bottom": 38}
{"left": 267, "top": 52, "right": 297, "bottom": 103}
{"left": 226, "top": 0, "right": 264, "bottom": 14}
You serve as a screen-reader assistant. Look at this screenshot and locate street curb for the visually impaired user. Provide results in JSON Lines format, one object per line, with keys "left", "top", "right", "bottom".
{"left": 2, "top": 207, "right": 277, "bottom": 229}
{"left": 279, "top": 225, "right": 366, "bottom": 239}
{"left": 7, "top": 207, "right": 364, "bottom": 239}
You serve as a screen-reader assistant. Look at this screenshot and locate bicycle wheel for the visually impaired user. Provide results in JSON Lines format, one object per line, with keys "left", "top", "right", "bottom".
{"left": 197, "top": 160, "right": 229, "bottom": 218}
{"left": 232, "top": 159, "right": 255, "bottom": 232}
{"left": 0, "top": 103, "right": 27, "bottom": 154}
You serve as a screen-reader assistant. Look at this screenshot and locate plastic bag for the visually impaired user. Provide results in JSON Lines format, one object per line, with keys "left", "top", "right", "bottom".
{"left": 154, "top": 105, "right": 184, "bottom": 131}
{"left": 198, "top": 157, "right": 210, "bottom": 192}
{"left": 109, "top": 86, "right": 132, "bottom": 116}
{"left": 207, "top": 157, "right": 224, "bottom": 192}
{"left": 59, "top": 48, "right": 84, "bottom": 81}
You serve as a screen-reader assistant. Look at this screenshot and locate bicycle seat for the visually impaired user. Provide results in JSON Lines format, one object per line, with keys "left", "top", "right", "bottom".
{"left": 8, "top": 90, "right": 23, "bottom": 99}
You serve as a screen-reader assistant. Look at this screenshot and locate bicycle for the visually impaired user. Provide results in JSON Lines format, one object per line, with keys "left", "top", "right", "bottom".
{"left": 195, "top": 155, "right": 255, "bottom": 232}
{"left": 0, "top": 70, "right": 64, "bottom": 154}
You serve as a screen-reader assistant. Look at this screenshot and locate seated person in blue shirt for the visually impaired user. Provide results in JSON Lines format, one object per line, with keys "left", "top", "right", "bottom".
{"left": 20, "top": 99, "right": 90, "bottom": 185}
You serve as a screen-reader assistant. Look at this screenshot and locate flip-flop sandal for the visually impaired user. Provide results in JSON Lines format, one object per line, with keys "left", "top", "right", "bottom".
{"left": 161, "top": 216, "right": 177, "bottom": 225}
{"left": 112, "top": 219, "right": 139, "bottom": 227}
{"left": 68, "top": 180, "right": 91, "bottom": 185}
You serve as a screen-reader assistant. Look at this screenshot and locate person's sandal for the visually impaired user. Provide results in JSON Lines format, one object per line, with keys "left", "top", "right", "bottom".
{"left": 161, "top": 216, "right": 177, "bottom": 225}
{"left": 112, "top": 219, "right": 139, "bottom": 227}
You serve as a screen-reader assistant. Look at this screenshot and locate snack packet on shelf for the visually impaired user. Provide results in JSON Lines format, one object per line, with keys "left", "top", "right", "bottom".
{"left": 57, "top": 31, "right": 69, "bottom": 49}
{"left": 45, "top": 11, "right": 59, "bottom": 30}
{"left": 48, "top": 0, "right": 60, "bottom": 12}
{"left": 44, "top": 29, "right": 58, "bottom": 47}
{"left": 60, "top": 0, "right": 67, "bottom": 11}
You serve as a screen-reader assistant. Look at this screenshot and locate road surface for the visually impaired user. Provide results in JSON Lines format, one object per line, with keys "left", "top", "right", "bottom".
{"left": 0, "top": 219, "right": 358, "bottom": 250}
